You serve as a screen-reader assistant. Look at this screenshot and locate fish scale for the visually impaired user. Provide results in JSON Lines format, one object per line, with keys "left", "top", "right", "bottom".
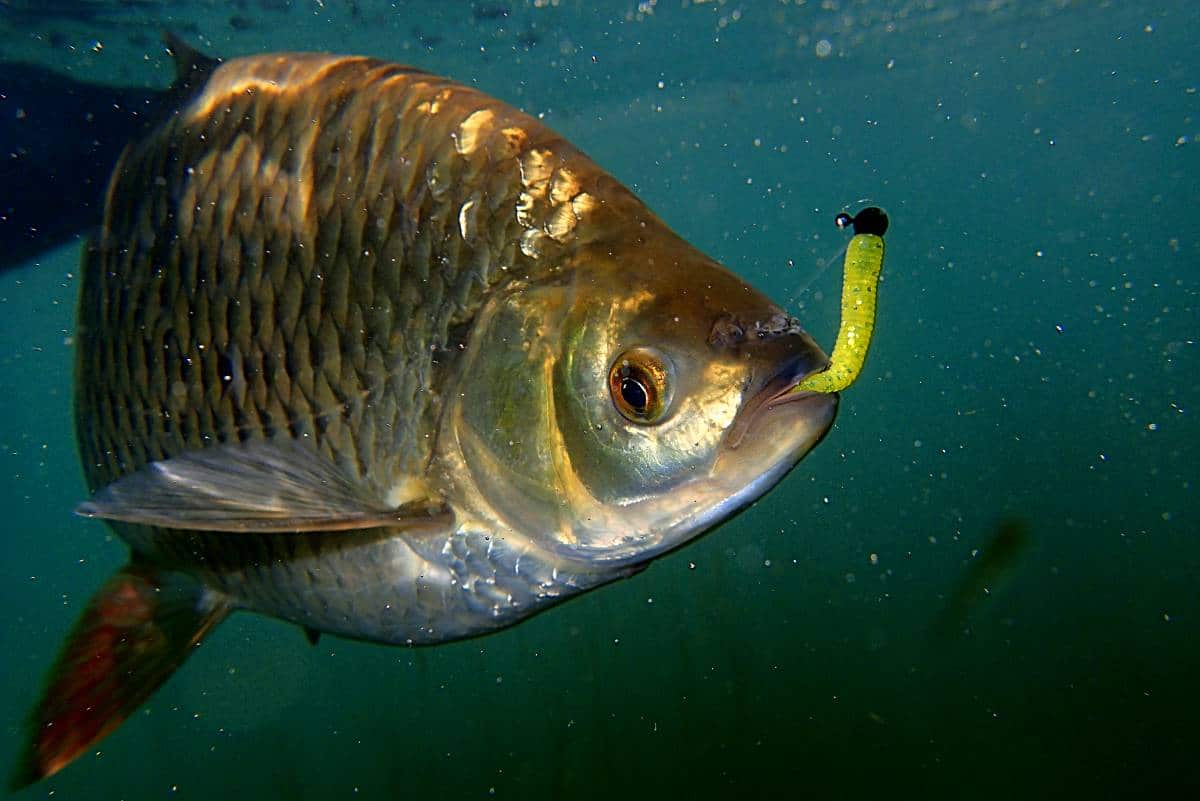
{"left": 88, "top": 62, "right": 484, "bottom": 490}
{"left": 15, "top": 43, "right": 846, "bottom": 786}
{"left": 73, "top": 49, "right": 619, "bottom": 587}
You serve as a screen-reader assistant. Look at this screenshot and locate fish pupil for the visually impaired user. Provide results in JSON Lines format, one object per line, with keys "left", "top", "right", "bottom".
{"left": 621, "top": 376, "right": 649, "bottom": 412}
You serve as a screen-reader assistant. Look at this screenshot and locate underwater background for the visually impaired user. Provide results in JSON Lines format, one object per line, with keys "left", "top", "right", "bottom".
{"left": 0, "top": 0, "right": 1195, "bottom": 798}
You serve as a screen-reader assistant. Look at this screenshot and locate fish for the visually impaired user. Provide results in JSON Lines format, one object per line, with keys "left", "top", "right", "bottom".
{"left": 12, "top": 39, "right": 841, "bottom": 785}
{"left": 934, "top": 518, "right": 1032, "bottom": 637}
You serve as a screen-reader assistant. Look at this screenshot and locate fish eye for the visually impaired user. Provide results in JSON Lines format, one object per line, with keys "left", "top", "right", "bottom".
{"left": 608, "top": 347, "right": 672, "bottom": 424}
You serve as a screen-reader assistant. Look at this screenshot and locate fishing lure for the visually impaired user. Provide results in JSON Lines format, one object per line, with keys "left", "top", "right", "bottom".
{"left": 794, "top": 207, "right": 888, "bottom": 394}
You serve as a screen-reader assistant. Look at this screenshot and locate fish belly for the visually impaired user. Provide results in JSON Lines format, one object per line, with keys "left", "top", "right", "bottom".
{"left": 141, "top": 524, "right": 611, "bottom": 644}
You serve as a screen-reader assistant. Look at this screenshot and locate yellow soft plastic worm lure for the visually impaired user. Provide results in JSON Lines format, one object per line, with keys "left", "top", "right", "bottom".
{"left": 794, "top": 207, "right": 888, "bottom": 394}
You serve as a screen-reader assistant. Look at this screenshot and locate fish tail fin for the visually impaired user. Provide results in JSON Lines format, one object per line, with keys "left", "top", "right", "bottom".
{"left": 10, "top": 565, "right": 229, "bottom": 788}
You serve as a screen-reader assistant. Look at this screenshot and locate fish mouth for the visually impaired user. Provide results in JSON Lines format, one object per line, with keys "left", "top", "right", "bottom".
{"left": 678, "top": 359, "right": 836, "bottom": 558}
{"left": 725, "top": 354, "right": 838, "bottom": 452}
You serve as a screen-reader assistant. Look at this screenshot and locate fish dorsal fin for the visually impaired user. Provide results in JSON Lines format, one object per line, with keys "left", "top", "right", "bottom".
{"left": 162, "top": 31, "right": 219, "bottom": 94}
{"left": 76, "top": 440, "right": 449, "bottom": 533}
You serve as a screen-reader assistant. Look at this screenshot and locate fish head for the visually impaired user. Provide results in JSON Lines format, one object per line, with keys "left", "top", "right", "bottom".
{"left": 445, "top": 235, "right": 837, "bottom": 570}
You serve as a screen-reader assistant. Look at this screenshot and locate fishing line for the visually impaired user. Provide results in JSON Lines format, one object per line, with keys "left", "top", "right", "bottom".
{"left": 782, "top": 196, "right": 875, "bottom": 310}
{"left": 782, "top": 237, "right": 849, "bottom": 312}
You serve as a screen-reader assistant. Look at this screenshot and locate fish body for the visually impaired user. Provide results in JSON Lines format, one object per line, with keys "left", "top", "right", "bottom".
{"left": 18, "top": 45, "right": 839, "bottom": 784}
{"left": 77, "top": 51, "right": 618, "bottom": 644}
{"left": 935, "top": 518, "right": 1031, "bottom": 636}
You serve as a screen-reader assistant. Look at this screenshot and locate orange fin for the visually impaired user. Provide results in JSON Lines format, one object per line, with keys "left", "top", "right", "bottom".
{"left": 11, "top": 566, "right": 228, "bottom": 788}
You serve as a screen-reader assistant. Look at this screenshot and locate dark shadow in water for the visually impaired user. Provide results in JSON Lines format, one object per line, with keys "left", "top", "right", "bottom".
{"left": 0, "top": 60, "right": 170, "bottom": 271}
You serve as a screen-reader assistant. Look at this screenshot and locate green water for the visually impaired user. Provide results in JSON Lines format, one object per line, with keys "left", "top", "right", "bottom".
{"left": 1, "top": 1, "right": 1196, "bottom": 798}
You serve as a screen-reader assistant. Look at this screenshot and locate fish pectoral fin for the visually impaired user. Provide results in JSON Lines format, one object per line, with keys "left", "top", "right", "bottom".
{"left": 76, "top": 440, "right": 449, "bottom": 533}
{"left": 11, "top": 565, "right": 228, "bottom": 788}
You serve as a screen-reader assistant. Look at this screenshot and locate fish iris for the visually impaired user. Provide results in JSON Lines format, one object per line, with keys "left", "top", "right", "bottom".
{"left": 609, "top": 348, "right": 672, "bottom": 424}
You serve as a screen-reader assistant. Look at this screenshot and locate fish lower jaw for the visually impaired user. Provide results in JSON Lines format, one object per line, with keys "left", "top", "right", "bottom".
{"left": 532, "top": 478, "right": 758, "bottom": 570}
